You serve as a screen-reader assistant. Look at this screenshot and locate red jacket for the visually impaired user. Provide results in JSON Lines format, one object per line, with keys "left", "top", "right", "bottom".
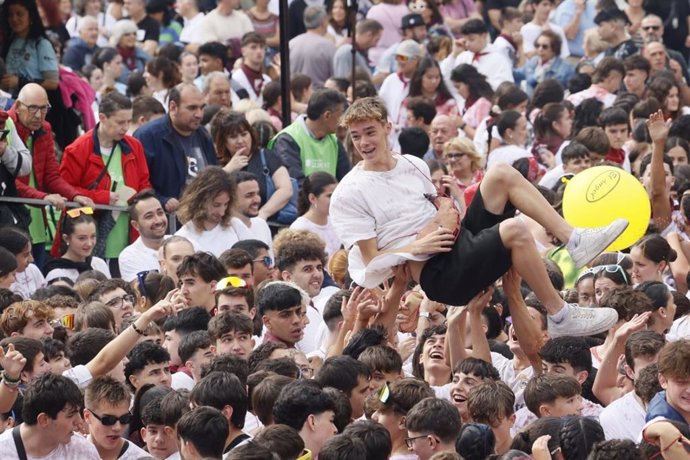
{"left": 9, "top": 107, "right": 81, "bottom": 200}
{"left": 60, "top": 127, "right": 151, "bottom": 204}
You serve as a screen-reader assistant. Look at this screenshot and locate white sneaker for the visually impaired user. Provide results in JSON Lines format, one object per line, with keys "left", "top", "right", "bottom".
{"left": 566, "top": 218, "right": 629, "bottom": 269}
{"left": 548, "top": 304, "right": 618, "bottom": 338}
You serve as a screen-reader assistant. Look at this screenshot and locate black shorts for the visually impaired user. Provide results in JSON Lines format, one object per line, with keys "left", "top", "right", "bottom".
{"left": 419, "top": 187, "right": 515, "bottom": 306}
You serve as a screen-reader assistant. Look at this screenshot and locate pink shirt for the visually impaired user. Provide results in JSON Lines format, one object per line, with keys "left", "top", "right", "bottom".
{"left": 366, "top": 3, "right": 410, "bottom": 64}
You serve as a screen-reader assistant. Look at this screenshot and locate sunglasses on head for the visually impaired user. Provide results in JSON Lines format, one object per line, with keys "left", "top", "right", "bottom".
{"left": 137, "top": 269, "right": 158, "bottom": 299}
{"left": 51, "top": 313, "right": 75, "bottom": 330}
{"left": 217, "top": 276, "right": 249, "bottom": 290}
{"left": 396, "top": 54, "right": 410, "bottom": 62}
{"left": 0, "top": 130, "right": 9, "bottom": 142}
{"left": 577, "top": 264, "right": 629, "bottom": 285}
{"left": 88, "top": 410, "right": 133, "bottom": 426}
{"left": 66, "top": 207, "right": 94, "bottom": 218}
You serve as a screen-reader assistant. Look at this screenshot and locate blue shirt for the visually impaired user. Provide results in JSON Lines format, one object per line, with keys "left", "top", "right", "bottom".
{"left": 553, "top": 0, "right": 596, "bottom": 57}
{"left": 6, "top": 37, "right": 58, "bottom": 81}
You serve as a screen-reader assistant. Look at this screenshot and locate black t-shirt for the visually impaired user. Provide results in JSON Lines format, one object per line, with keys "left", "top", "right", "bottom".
{"left": 137, "top": 16, "right": 160, "bottom": 43}
{"left": 245, "top": 148, "right": 285, "bottom": 204}
{"left": 176, "top": 132, "right": 208, "bottom": 184}
{"left": 643, "top": 0, "right": 689, "bottom": 52}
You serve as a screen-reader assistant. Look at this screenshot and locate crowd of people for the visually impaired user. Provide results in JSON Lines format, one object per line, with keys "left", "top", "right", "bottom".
{"left": 0, "top": 0, "right": 687, "bottom": 458}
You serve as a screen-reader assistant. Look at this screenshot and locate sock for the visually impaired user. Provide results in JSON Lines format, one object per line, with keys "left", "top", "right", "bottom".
{"left": 548, "top": 302, "right": 570, "bottom": 324}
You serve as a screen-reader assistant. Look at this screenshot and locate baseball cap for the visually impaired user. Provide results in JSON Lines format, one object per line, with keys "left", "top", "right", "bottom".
{"left": 402, "top": 14, "right": 424, "bottom": 29}
{"left": 396, "top": 39, "right": 424, "bottom": 59}
{"left": 594, "top": 8, "right": 631, "bottom": 25}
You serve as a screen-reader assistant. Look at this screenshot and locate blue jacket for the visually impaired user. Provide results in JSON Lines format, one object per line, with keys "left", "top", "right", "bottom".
{"left": 134, "top": 115, "right": 217, "bottom": 206}
{"left": 514, "top": 56, "right": 575, "bottom": 97}
{"left": 117, "top": 47, "right": 150, "bottom": 85}
{"left": 645, "top": 391, "right": 688, "bottom": 424}
{"left": 62, "top": 37, "right": 97, "bottom": 71}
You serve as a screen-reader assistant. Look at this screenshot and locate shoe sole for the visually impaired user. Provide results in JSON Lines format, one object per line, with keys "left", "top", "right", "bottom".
{"left": 548, "top": 315, "right": 618, "bottom": 337}
{"left": 573, "top": 219, "right": 630, "bottom": 269}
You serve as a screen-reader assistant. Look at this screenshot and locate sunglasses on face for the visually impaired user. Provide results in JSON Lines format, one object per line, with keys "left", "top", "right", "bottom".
{"left": 66, "top": 206, "right": 94, "bottom": 218}
{"left": 253, "top": 256, "right": 273, "bottom": 269}
{"left": 396, "top": 54, "right": 410, "bottom": 62}
{"left": 446, "top": 152, "right": 467, "bottom": 160}
{"left": 88, "top": 410, "right": 133, "bottom": 426}
{"left": 50, "top": 313, "right": 75, "bottom": 330}
{"left": 0, "top": 130, "right": 9, "bottom": 142}
{"left": 217, "top": 276, "right": 249, "bottom": 290}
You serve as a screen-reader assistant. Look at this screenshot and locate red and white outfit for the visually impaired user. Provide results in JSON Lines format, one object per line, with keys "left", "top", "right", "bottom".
{"left": 441, "top": 44, "right": 514, "bottom": 90}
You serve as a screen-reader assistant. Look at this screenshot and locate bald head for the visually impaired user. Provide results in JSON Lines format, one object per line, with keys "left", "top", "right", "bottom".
{"left": 16, "top": 84, "right": 49, "bottom": 131}
{"left": 430, "top": 115, "right": 457, "bottom": 154}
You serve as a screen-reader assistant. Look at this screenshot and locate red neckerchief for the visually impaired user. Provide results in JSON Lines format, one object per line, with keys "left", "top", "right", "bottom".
{"left": 500, "top": 33, "right": 517, "bottom": 50}
{"left": 118, "top": 46, "right": 136, "bottom": 70}
{"left": 241, "top": 63, "right": 265, "bottom": 95}
{"left": 397, "top": 71, "right": 410, "bottom": 88}
{"left": 263, "top": 330, "right": 295, "bottom": 348}
{"left": 472, "top": 51, "right": 488, "bottom": 63}
{"left": 465, "top": 95, "right": 477, "bottom": 110}
{"left": 605, "top": 147, "right": 625, "bottom": 165}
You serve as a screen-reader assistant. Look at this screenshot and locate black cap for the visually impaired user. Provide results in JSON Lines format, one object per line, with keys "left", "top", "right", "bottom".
{"left": 594, "top": 8, "right": 631, "bottom": 26}
{"left": 146, "top": 0, "right": 172, "bottom": 14}
{"left": 402, "top": 14, "right": 424, "bottom": 29}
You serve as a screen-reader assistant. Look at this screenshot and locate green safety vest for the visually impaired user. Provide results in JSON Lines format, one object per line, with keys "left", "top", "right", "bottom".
{"left": 269, "top": 120, "right": 339, "bottom": 177}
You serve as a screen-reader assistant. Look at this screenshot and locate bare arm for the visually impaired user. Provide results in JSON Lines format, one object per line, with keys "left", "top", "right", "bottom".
{"left": 563, "top": 0, "right": 585, "bottom": 41}
{"left": 592, "top": 312, "right": 651, "bottom": 405}
{"left": 667, "top": 233, "right": 690, "bottom": 293}
{"left": 371, "top": 265, "right": 410, "bottom": 340}
{"left": 0, "top": 344, "right": 26, "bottom": 413}
{"left": 467, "top": 289, "right": 493, "bottom": 363}
{"left": 647, "top": 110, "right": 673, "bottom": 230}
{"left": 259, "top": 166, "right": 292, "bottom": 220}
{"left": 356, "top": 229, "right": 455, "bottom": 266}
{"left": 503, "top": 269, "right": 544, "bottom": 374}
{"left": 446, "top": 306, "right": 469, "bottom": 369}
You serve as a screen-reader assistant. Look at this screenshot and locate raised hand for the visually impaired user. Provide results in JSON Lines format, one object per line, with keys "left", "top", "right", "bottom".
{"left": 647, "top": 109, "right": 670, "bottom": 144}
{"left": 614, "top": 312, "right": 652, "bottom": 341}
{"left": 467, "top": 288, "right": 493, "bottom": 316}
{"left": 0, "top": 343, "right": 26, "bottom": 380}
{"left": 502, "top": 268, "right": 523, "bottom": 300}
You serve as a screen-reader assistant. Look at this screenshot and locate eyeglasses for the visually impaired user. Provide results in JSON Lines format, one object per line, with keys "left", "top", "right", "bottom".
{"left": 0, "top": 130, "right": 9, "bottom": 142}
{"left": 137, "top": 269, "right": 158, "bottom": 299}
{"left": 642, "top": 25, "right": 661, "bottom": 31}
{"left": 446, "top": 152, "right": 467, "bottom": 160}
{"left": 405, "top": 434, "right": 434, "bottom": 449}
{"left": 88, "top": 409, "right": 133, "bottom": 426}
{"left": 20, "top": 102, "right": 51, "bottom": 115}
{"left": 105, "top": 294, "right": 135, "bottom": 309}
{"left": 396, "top": 54, "right": 410, "bottom": 62}
{"left": 217, "top": 276, "right": 249, "bottom": 290}
{"left": 535, "top": 43, "right": 551, "bottom": 49}
{"left": 66, "top": 207, "right": 94, "bottom": 218}
{"left": 253, "top": 256, "right": 273, "bottom": 269}
{"left": 576, "top": 264, "right": 629, "bottom": 285}
{"left": 50, "top": 313, "right": 75, "bottom": 330}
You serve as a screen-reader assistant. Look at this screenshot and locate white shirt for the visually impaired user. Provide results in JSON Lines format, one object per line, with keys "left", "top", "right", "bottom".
{"left": 441, "top": 45, "right": 514, "bottom": 90}
{"left": 171, "top": 371, "right": 195, "bottom": 390}
{"left": 85, "top": 436, "right": 150, "bottom": 459}
{"left": 197, "top": 8, "right": 255, "bottom": 44}
{"left": 290, "top": 216, "right": 342, "bottom": 260}
{"left": 119, "top": 237, "right": 163, "bottom": 282}
{"left": 44, "top": 257, "right": 111, "bottom": 284}
{"left": 231, "top": 217, "right": 273, "bottom": 259}
{"left": 669, "top": 315, "right": 690, "bottom": 341}
{"left": 11, "top": 264, "right": 46, "bottom": 299}
{"left": 330, "top": 154, "right": 437, "bottom": 288}
{"left": 599, "top": 390, "right": 646, "bottom": 441}
{"left": 0, "top": 431, "right": 100, "bottom": 459}
{"left": 379, "top": 72, "right": 411, "bottom": 128}
{"left": 175, "top": 222, "right": 239, "bottom": 258}
{"left": 63, "top": 364, "right": 93, "bottom": 389}
{"left": 180, "top": 12, "right": 206, "bottom": 44}
{"left": 521, "top": 22, "right": 571, "bottom": 58}
{"left": 539, "top": 164, "right": 567, "bottom": 190}
{"left": 486, "top": 144, "right": 531, "bottom": 170}
{"left": 231, "top": 68, "right": 272, "bottom": 104}
{"left": 491, "top": 352, "right": 534, "bottom": 411}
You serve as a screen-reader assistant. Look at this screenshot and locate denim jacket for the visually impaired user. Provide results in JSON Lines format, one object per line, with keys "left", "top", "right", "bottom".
{"left": 514, "top": 56, "right": 575, "bottom": 97}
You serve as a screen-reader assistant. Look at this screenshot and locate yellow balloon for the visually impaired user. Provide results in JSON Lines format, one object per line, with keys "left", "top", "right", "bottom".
{"left": 563, "top": 166, "right": 650, "bottom": 251}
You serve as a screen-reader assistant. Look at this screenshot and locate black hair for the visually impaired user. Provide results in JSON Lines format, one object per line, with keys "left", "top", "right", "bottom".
{"left": 256, "top": 282, "right": 304, "bottom": 315}
{"left": 460, "top": 18, "right": 489, "bottom": 35}
{"left": 1, "top": 0, "right": 49, "bottom": 58}
{"left": 455, "top": 423, "right": 496, "bottom": 460}
{"left": 177, "top": 406, "right": 230, "bottom": 458}
{"left": 232, "top": 239, "right": 270, "bottom": 259}
{"left": 190, "top": 370, "right": 247, "bottom": 429}
{"left": 409, "top": 57, "right": 453, "bottom": 104}
{"left": 453, "top": 357, "right": 501, "bottom": 380}
{"left": 21, "top": 373, "right": 83, "bottom": 425}
{"left": 665, "top": 136, "right": 690, "bottom": 162}
{"left": 298, "top": 172, "right": 337, "bottom": 216}
{"left": 41, "top": 337, "right": 66, "bottom": 362}
{"left": 531, "top": 79, "right": 565, "bottom": 112}
{"left": 450, "top": 64, "right": 494, "bottom": 102}
{"left": 318, "top": 434, "right": 368, "bottom": 460}
{"left": 67, "top": 328, "right": 116, "bottom": 366}
{"left": 534, "top": 103, "right": 568, "bottom": 139}
{"left": 124, "top": 341, "right": 171, "bottom": 390}
{"left": 322, "top": 386, "right": 353, "bottom": 434}
{"left": 178, "top": 330, "right": 213, "bottom": 366}
{"left": 176, "top": 252, "right": 226, "bottom": 284}
{"left": 636, "top": 281, "right": 671, "bottom": 311}
{"left": 405, "top": 397, "right": 462, "bottom": 443}
{"left": 568, "top": 73, "right": 592, "bottom": 95}
{"left": 0, "top": 227, "right": 30, "bottom": 255}
{"left": 315, "top": 356, "right": 370, "bottom": 396}
{"left": 495, "top": 110, "right": 523, "bottom": 138}
{"left": 273, "top": 379, "right": 336, "bottom": 431}
{"left": 248, "top": 341, "right": 288, "bottom": 374}
{"left": 58, "top": 208, "right": 96, "bottom": 255}
{"left": 540, "top": 336, "right": 592, "bottom": 373}
{"left": 639, "top": 153, "right": 674, "bottom": 178}
{"left": 127, "top": 71, "right": 149, "bottom": 98}
{"left": 306, "top": 89, "right": 348, "bottom": 121}
{"left": 633, "top": 234, "right": 678, "bottom": 265}
{"left": 200, "top": 353, "right": 249, "bottom": 386}
{"left": 559, "top": 416, "right": 605, "bottom": 460}
{"left": 93, "top": 47, "right": 120, "bottom": 69}
{"left": 162, "top": 306, "right": 211, "bottom": 334}
{"left": 254, "top": 357, "right": 300, "bottom": 379}
{"left": 197, "top": 41, "right": 228, "bottom": 68}
{"left": 669, "top": 115, "right": 690, "bottom": 142}
{"left": 406, "top": 97, "right": 437, "bottom": 124}
{"left": 399, "top": 127, "right": 430, "bottom": 159}
{"left": 561, "top": 142, "right": 590, "bottom": 163}
{"left": 598, "top": 106, "right": 629, "bottom": 128}
{"left": 573, "top": 98, "right": 604, "bottom": 136}
{"left": 342, "top": 326, "right": 387, "bottom": 359}
{"left": 341, "top": 420, "right": 392, "bottom": 460}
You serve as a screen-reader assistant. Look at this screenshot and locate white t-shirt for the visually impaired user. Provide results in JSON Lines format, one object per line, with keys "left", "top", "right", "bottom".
{"left": 290, "top": 216, "right": 342, "bottom": 260}
{"left": 230, "top": 217, "right": 274, "bottom": 259}
{"left": 180, "top": 12, "right": 206, "bottom": 44}
{"left": 172, "top": 371, "right": 195, "bottom": 391}
{"left": 491, "top": 352, "right": 534, "bottom": 411}
{"left": 668, "top": 315, "right": 690, "bottom": 341}
{"left": 473, "top": 117, "right": 501, "bottom": 159}
{"left": 539, "top": 164, "right": 567, "bottom": 190}
{"left": 44, "top": 257, "right": 111, "bottom": 283}
{"left": 63, "top": 364, "right": 93, "bottom": 389}
{"left": 521, "top": 22, "right": 571, "bottom": 58}
{"left": 379, "top": 72, "right": 410, "bottom": 128}
{"left": 486, "top": 145, "right": 531, "bottom": 170}
{"left": 86, "top": 436, "right": 151, "bottom": 459}
{"left": 0, "top": 431, "right": 100, "bottom": 459}
{"left": 330, "top": 154, "right": 437, "bottom": 288}
{"left": 118, "top": 237, "right": 163, "bottom": 282}
{"left": 11, "top": 264, "right": 46, "bottom": 300}
{"left": 175, "top": 222, "right": 239, "bottom": 258}
{"left": 599, "top": 390, "right": 646, "bottom": 441}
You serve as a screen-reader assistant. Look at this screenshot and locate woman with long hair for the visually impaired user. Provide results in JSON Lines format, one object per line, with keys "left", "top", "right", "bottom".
{"left": 0, "top": 227, "right": 46, "bottom": 299}
{"left": 407, "top": 57, "right": 458, "bottom": 117}
{"left": 178, "top": 51, "right": 199, "bottom": 85}
{"left": 326, "top": 0, "right": 350, "bottom": 44}
{"left": 442, "top": 137, "right": 483, "bottom": 198}
{"left": 647, "top": 77, "right": 688, "bottom": 121}
{"left": 515, "top": 30, "right": 574, "bottom": 97}
{"left": 92, "top": 46, "right": 126, "bottom": 96}
{"left": 210, "top": 110, "right": 292, "bottom": 220}
{"left": 144, "top": 56, "right": 181, "bottom": 109}
{"left": 37, "top": 0, "right": 71, "bottom": 44}
{"left": 450, "top": 64, "right": 494, "bottom": 138}
{"left": 630, "top": 234, "right": 677, "bottom": 286}
{"left": 532, "top": 102, "right": 572, "bottom": 165}
{"left": 486, "top": 111, "right": 531, "bottom": 169}
{"left": 43, "top": 208, "right": 111, "bottom": 283}
{"left": 0, "top": 0, "right": 59, "bottom": 95}
{"left": 475, "top": 83, "right": 529, "bottom": 156}
{"left": 290, "top": 172, "right": 341, "bottom": 259}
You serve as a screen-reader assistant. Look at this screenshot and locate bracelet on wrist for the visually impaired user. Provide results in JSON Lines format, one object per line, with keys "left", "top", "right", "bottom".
{"left": 131, "top": 322, "right": 147, "bottom": 336}
{"left": 1, "top": 370, "right": 20, "bottom": 386}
